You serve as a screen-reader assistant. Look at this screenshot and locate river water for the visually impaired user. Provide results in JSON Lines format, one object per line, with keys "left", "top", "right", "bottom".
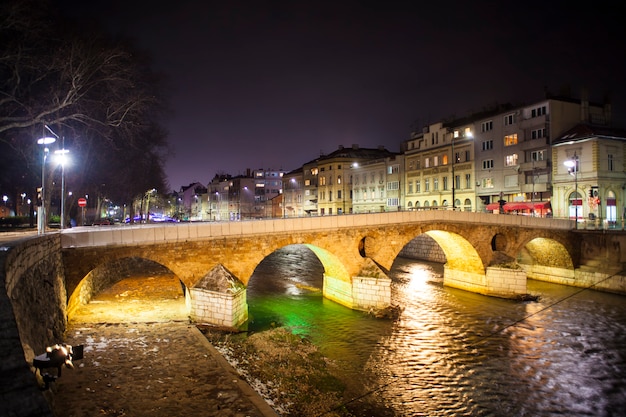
{"left": 246, "top": 244, "right": 626, "bottom": 417}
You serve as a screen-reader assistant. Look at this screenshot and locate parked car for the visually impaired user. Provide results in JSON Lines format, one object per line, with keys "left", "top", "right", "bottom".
{"left": 91, "top": 217, "right": 116, "bottom": 226}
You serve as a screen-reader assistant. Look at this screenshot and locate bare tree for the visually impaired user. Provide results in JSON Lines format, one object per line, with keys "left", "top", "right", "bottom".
{"left": 0, "top": 0, "right": 171, "bottom": 224}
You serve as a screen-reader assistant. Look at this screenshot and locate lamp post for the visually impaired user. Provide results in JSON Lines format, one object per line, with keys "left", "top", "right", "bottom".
{"left": 564, "top": 153, "right": 579, "bottom": 229}
{"left": 54, "top": 149, "right": 69, "bottom": 229}
{"left": 37, "top": 135, "right": 57, "bottom": 234}
{"left": 451, "top": 136, "right": 456, "bottom": 210}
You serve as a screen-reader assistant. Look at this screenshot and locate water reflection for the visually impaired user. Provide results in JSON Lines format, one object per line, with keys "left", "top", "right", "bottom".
{"left": 247, "top": 245, "right": 626, "bottom": 416}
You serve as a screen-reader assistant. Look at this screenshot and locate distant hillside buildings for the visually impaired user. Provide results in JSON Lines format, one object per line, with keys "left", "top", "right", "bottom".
{"left": 172, "top": 90, "right": 625, "bottom": 227}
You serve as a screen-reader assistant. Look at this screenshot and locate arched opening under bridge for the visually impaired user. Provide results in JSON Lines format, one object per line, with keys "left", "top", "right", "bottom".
{"left": 67, "top": 257, "right": 187, "bottom": 324}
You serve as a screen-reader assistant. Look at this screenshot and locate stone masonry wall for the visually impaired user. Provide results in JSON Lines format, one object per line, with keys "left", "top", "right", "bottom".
{"left": 352, "top": 276, "right": 392, "bottom": 311}
{"left": 189, "top": 288, "right": 248, "bottom": 328}
{"left": 398, "top": 234, "right": 447, "bottom": 263}
{"left": 1, "top": 234, "right": 65, "bottom": 417}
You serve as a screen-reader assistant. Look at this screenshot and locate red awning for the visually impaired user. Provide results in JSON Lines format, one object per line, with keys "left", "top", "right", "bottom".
{"left": 486, "top": 201, "right": 551, "bottom": 211}
{"left": 504, "top": 201, "right": 551, "bottom": 211}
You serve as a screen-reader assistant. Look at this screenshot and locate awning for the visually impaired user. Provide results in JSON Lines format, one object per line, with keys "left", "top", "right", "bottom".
{"left": 486, "top": 201, "right": 552, "bottom": 211}
{"left": 504, "top": 201, "right": 551, "bottom": 211}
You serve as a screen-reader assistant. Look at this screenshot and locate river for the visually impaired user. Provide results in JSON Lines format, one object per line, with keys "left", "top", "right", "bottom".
{"left": 246, "top": 244, "right": 626, "bottom": 417}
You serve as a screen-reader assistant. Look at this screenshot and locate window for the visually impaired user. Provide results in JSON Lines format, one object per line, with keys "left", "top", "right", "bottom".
{"left": 433, "top": 156, "right": 439, "bottom": 166}
{"left": 337, "top": 190, "right": 342, "bottom": 199}
{"left": 531, "top": 128, "right": 546, "bottom": 139}
{"left": 482, "top": 178, "right": 494, "bottom": 188}
{"left": 530, "top": 150, "right": 545, "bottom": 161}
{"left": 425, "top": 158, "right": 430, "bottom": 168}
{"left": 505, "top": 154, "right": 518, "bottom": 166}
{"left": 443, "top": 176, "right": 448, "bottom": 191}
{"left": 387, "top": 198, "right": 399, "bottom": 207}
{"left": 443, "top": 154, "right": 449, "bottom": 165}
{"left": 531, "top": 106, "right": 547, "bottom": 118}
{"left": 481, "top": 120, "right": 493, "bottom": 132}
{"left": 504, "top": 174, "right": 518, "bottom": 187}
{"left": 465, "top": 173, "right": 471, "bottom": 189}
{"left": 337, "top": 175, "right": 342, "bottom": 184}
{"left": 304, "top": 179, "right": 311, "bottom": 186}
{"left": 408, "top": 182, "right": 413, "bottom": 193}
{"left": 504, "top": 114, "right": 515, "bottom": 125}
{"left": 482, "top": 159, "right": 494, "bottom": 170}
{"left": 416, "top": 180, "right": 421, "bottom": 193}
{"left": 453, "top": 130, "right": 460, "bottom": 138}
{"left": 433, "top": 178, "right": 439, "bottom": 191}
{"left": 425, "top": 179, "right": 430, "bottom": 191}
{"left": 482, "top": 140, "right": 493, "bottom": 151}
{"left": 608, "top": 154, "right": 614, "bottom": 171}
{"left": 504, "top": 134, "right": 518, "bottom": 146}
{"left": 387, "top": 181, "right": 399, "bottom": 190}
{"left": 320, "top": 176, "right": 326, "bottom": 185}
{"left": 387, "top": 164, "right": 399, "bottom": 174}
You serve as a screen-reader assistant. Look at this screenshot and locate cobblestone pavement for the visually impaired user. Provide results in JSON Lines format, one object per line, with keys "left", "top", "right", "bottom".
{"left": 51, "top": 322, "right": 277, "bottom": 417}
{"left": 48, "top": 275, "right": 278, "bottom": 417}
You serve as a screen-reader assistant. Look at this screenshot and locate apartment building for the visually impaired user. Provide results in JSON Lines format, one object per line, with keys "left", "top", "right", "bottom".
{"left": 403, "top": 121, "right": 475, "bottom": 211}
{"left": 351, "top": 154, "right": 404, "bottom": 213}
{"left": 402, "top": 92, "right": 615, "bottom": 217}
{"left": 252, "top": 168, "right": 285, "bottom": 219}
{"left": 316, "top": 145, "right": 395, "bottom": 215}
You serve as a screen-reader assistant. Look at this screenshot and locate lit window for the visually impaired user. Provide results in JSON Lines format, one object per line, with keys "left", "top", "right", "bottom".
{"left": 504, "top": 134, "right": 518, "bottom": 146}
{"left": 505, "top": 154, "right": 518, "bottom": 166}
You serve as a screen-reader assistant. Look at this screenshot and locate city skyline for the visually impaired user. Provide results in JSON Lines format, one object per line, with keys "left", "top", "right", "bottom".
{"left": 56, "top": 0, "right": 626, "bottom": 191}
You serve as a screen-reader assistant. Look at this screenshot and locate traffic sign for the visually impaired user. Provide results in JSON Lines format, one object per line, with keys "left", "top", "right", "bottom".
{"left": 78, "top": 198, "right": 87, "bottom": 207}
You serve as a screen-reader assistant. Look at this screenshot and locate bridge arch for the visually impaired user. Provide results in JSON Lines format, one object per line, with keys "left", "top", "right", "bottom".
{"left": 66, "top": 256, "right": 186, "bottom": 321}
{"left": 424, "top": 230, "right": 485, "bottom": 275}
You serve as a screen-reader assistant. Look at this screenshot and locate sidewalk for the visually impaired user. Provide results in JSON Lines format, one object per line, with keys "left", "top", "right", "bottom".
{"left": 51, "top": 321, "right": 279, "bottom": 417}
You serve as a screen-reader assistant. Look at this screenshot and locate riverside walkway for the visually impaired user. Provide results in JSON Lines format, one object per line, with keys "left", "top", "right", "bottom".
{"left": 52, "top": 321, "right": 278, "bottom": 417}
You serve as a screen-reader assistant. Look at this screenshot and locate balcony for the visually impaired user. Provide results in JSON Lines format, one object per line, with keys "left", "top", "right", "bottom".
{"left": 519, "top": 159, "right": 549, "bottom": 172}
{"left": 520, "top": 114, "right": 549, "bottom": 129}
{"left": 519, "top": 136, "right": 549, "bottom": 151}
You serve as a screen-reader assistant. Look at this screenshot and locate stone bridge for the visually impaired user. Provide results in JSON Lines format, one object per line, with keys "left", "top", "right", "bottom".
{"left": 56, "top": 211, "right": 625, "bottom": 328}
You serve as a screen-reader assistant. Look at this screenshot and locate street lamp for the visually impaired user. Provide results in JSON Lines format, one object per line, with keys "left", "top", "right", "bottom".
{"left": 54, "top": 149, "right": 70, "bottom": 229}
{"left": 564, "top": 153, "right": 579, "bottom": 229}
{"left": 37, "top": 135, "right": 57, "bottom": 234}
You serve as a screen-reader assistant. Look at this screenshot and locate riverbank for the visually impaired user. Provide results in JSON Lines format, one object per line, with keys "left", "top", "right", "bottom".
{"left": 199, "top": 325, "right": 395, "bottom": 417}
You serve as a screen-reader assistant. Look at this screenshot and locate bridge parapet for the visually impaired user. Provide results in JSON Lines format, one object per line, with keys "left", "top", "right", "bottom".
{"left": 60, "top": 211, "right": 574, "bottom": 249}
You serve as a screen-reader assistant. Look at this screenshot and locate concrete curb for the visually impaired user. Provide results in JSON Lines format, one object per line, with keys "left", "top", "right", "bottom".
{"left": 190, "top": 326, "right": 280, "bottom": 417}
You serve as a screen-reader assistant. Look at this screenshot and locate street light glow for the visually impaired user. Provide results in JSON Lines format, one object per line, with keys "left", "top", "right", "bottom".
{"left": 37, "top": 137, "right": 57, "bottom": 145}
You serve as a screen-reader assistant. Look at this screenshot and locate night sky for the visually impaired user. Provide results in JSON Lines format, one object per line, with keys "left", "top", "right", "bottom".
{"left": 55, "top": 0, "right": 626, "bottom": 191}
